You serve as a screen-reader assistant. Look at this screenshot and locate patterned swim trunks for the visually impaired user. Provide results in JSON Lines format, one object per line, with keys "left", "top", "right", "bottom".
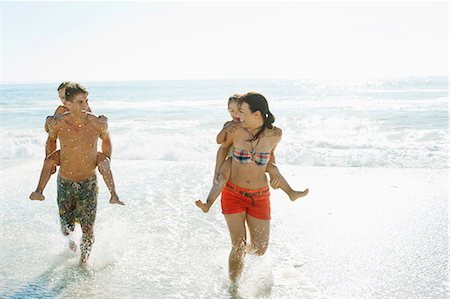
{"left": 57, "top": 175, "right": 98, "bottom": 235}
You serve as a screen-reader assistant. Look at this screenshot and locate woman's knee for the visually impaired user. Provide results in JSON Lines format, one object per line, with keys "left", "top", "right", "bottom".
{"left": 252, "top": 241, "right": 269, "bottom": 256}
{"left": 231, "top": 237, "right": 246, "bottom": 253}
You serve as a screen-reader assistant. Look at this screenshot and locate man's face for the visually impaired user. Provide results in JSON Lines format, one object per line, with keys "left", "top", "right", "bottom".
{"left": 58, "top": 88, "right": 66, "bottom": 105}
{"left": 67, "top": 93, "right": 89, "bottom": 118}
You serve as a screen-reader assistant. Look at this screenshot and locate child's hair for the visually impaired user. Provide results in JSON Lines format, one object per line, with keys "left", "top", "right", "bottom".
{"left": 228, "top": 93, "right": 241, "bottom": 106}
{"left": 57, "top": 81, "right": 73, "bottom": 91}
{"left": 64, "top": 83, "right": 89, "bottom": 102}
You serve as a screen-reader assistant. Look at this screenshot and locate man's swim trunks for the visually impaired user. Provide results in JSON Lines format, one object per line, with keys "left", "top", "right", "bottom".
{"left": 57, "top": 175, "right": 98, "bottom": 234}
{"left": 221, "top": 181, "right": 271, "bottom": 220}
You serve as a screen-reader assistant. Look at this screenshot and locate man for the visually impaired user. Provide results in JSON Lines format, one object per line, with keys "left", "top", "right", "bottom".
{"left": 47, "top": 82, "right": 124, "bottom": 268}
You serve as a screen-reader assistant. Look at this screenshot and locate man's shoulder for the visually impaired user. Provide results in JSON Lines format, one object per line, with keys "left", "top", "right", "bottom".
{"left": 54, "top": 113, "right": 70, "bottom": 125}
{"left": 87, "top": 114, "right": 108, "bottom": 131}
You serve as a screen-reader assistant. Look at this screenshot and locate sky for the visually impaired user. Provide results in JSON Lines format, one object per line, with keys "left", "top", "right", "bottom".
{"left": 1, "top": 1, "right": 448, "bottom": 83}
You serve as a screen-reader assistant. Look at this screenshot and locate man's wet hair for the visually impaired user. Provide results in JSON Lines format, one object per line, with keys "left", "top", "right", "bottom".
{"left": 64, "top": 83, "right": 89, "bottom": 102}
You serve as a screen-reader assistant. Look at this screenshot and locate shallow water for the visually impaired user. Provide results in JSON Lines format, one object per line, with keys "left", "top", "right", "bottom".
{"left": 1, "top": 161, "right": 448, "bottom": 298}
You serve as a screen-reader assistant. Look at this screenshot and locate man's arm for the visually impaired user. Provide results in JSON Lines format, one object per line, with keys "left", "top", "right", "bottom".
{"left": 99, "top": 120, "right": 112, "bottom": 159}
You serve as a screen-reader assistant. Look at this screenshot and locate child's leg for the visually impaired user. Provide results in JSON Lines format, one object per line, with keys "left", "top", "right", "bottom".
{"left": 195, "top": 158, "right": 231, "bottom": 212}
{"left": 97, "top": 152, "right": 124, "bottom": 205}
{"left": 29, "top": 150, "right": 60, "bottom": 200}
{"left": 267, "top": 163, "right": 308, "bottom": 201}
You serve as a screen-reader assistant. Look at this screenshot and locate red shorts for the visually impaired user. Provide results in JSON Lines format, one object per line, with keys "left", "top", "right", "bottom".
{"left": 221, "top": 181, "right": 271, "bottom": 220}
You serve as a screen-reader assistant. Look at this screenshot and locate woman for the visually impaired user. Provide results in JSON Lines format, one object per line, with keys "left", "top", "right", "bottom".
{"left": 217, "top": 92, "right": 283, "bottom": 284}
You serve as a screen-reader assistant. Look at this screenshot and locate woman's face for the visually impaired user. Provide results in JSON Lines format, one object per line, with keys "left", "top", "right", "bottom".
{"left": 238, "top": 102, "right": 258, "bottom": 128}
{"left": 228, "top": 101, "right": 240, "bottom": 122}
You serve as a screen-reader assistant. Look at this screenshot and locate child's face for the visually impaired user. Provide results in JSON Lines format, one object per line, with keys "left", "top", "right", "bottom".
{"left": 228, "top": 101, "right": 240, "bottom": 122}
{"left": 58, "top": 88, "right": 66, "bottom": 105}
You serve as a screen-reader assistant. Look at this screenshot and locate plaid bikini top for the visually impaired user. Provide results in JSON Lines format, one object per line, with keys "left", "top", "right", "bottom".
{"left": 232, "top": 147, "right": 270, "bottom": 166}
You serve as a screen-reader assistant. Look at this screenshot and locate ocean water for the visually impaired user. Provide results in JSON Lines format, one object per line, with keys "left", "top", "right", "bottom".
{"left": 1, "top": 77, "right": 448, "bottom": 168}
{"left": 0, "top": 77, "right": 448, "bottom": 298}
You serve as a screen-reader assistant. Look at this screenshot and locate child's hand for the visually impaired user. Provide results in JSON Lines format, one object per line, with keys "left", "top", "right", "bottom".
{"left": 46, "top": 116, "right": 56, "bottom": 130}
{"left": 98, "top": 115, "right": 108, "bottom": 123}
{"left": 224, "top": 123, "right": 238, "bottom": 134}
{"left": 195, "top": 200, "right": 210, "bottom": 213}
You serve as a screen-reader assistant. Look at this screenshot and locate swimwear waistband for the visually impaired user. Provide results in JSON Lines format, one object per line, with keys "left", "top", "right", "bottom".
{"left": 58, "top": 175, "right": 97, "bottom": 185}
{"left": 225, "top": 181, "right": 270, "bottom": 197}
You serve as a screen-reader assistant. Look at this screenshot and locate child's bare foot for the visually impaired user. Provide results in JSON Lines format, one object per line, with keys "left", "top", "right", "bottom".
{"left": 289, "top": 188, "right": 309, "bottom": 201}
{"left": 110, "top": 194, "right": 125, "bottom": 205}
{"left": 195, "top": 200, "right": 210, "bottom": 213}
{"left": 29, "top": 191, "right": 45, "bottom": 201}
{"left": 69, "top": 240, "right": 78, "bottom": 253}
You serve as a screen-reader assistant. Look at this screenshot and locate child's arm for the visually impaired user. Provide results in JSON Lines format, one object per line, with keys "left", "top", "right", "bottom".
{"left": 216, "top": 121, "right": 237, "bottom": 144}
{"left": 45, "top": 106, "right": 67, "bottom": 132}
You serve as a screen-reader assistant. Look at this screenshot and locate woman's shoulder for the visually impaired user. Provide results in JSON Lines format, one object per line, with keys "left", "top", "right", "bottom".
{"left": 264, "top": 126, "right": 282, "bottom": 138}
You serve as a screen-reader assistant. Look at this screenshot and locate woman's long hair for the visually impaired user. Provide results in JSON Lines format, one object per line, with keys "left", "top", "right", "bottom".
{"left": 238, "top": 92, "right": 275, "bottom": 141}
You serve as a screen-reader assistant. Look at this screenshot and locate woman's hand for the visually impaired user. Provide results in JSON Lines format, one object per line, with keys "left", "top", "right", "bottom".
{"left": 268, "top": 164, "right": 282, "bottom": 189}
{"left": 195, "top": 200, "right": 211, "bottom": 213}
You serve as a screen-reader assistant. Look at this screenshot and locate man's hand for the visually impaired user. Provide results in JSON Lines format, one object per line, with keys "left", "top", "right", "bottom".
{"left": 98, "top": 115, "right": 108, "bottom": 123}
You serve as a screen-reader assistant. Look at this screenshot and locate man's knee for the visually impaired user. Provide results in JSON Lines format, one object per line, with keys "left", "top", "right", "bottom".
{"left": 61, "top": 223, "right": 75, "bottom": 236}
